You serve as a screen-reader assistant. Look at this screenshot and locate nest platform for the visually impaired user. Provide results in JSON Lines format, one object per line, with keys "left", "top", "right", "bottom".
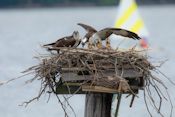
{"left": 29, "top": 47, "right": 153, "bottom": 95}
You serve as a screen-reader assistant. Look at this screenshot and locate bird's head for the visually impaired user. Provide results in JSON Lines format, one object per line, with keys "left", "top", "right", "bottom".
{"left": 72, "top": 31, "right": 80, "bottom": 40}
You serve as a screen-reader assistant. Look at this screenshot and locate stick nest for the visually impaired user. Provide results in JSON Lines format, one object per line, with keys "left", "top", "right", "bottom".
{"left": 22, "top": 47, "right": 173, "bottom": 117}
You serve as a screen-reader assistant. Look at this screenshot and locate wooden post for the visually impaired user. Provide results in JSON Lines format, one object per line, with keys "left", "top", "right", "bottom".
{"left": 84, "top": 93, "right": 113, "bottom": 117}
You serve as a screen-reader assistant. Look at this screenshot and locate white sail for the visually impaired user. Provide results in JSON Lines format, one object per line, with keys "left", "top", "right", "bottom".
{"left": 115, "top": 0, "right": 149, "bottom": 37}
{"left": 111, "top": 0, "right": 149, "bottom": 49}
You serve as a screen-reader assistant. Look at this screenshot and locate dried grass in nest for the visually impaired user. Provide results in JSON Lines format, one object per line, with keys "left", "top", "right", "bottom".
{"left": 21, "top": 47, "right": 174, "bottom": 117}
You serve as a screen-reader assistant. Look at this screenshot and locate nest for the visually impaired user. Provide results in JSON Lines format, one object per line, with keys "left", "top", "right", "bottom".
{"left": 26, "top": 48, "right": 152, "bottom": 93}
{"left": 22, "top": 47, "right": 173, "bottom": 117}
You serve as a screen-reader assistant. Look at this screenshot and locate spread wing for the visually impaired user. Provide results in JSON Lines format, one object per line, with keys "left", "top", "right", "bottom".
{"left": 108, "top": 28, "right": 141, "bottom": 40}
{"left": 77, "top": 23, "right": 97, "bottom": 33}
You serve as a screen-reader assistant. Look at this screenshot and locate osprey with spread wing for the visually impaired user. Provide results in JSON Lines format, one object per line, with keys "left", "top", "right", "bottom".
{"left": 78, "top": 23, "right": 141, "bottom": 49}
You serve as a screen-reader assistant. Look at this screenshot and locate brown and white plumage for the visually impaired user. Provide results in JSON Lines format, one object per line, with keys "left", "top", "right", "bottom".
{"left": 90, "top": 28, "right": 141, "bottom": 49}
{"left": 77, "top": 23, "right": 97, "bottom": 47}
{"left": 77, "top": 23, "right": 97, "bottom": 33}
{"left": 78, "top": 23, "right": 141, "bottom": 49}
{"left": 94, "top": 28, "right": 141, "bottom": 40}
{"left": 43, "top": 31, "right": 81, "bottom": 53}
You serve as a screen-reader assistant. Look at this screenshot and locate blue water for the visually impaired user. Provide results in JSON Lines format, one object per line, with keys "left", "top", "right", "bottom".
{"left": 0, "top": 6, "right": 175, "bottom": 117}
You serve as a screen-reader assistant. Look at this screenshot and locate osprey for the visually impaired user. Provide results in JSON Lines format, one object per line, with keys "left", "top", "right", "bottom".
{"left": 77, "top": 23, "right": 97, "bottom": 48}
{"left": 91, "top": 28, "right": 141, "bottom": 49}
{"left": 43, "top": 31, "right": 81, "bottom": 53}
{"left": 78, "top": 23, "right": 141, "bottom": 49}
{"left": 93, "top": 28, "right": 141, "bottom": 40}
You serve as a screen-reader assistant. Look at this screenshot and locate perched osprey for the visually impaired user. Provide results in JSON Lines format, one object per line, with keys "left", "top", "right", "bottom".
{"left": 78, "top": 23, "right": 141, "bottom": 49}
{"left": 43, "top": 31, "right": 81, "bottom": 53}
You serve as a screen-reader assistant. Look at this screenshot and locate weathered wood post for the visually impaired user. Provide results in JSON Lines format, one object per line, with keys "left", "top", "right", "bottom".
{"left": 84, "top": 93, "right": 113, "bottom": 117}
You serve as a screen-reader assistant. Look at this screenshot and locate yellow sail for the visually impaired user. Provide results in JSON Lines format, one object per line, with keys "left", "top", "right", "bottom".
{"left": 114, "top": 0, "right": 149, "bottom": 48}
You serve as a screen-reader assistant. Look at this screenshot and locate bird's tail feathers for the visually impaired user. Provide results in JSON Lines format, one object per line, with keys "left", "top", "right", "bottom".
{"left": 43, "top": 42, "right": 55, "bottom": 46}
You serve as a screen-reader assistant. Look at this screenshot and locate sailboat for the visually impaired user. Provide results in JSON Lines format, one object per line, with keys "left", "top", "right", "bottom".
{"left": 111, "top": 0, "right": 149, "bottom": 116}
{"left": 110, "top": 0, "right": 149, "bottom": 50}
